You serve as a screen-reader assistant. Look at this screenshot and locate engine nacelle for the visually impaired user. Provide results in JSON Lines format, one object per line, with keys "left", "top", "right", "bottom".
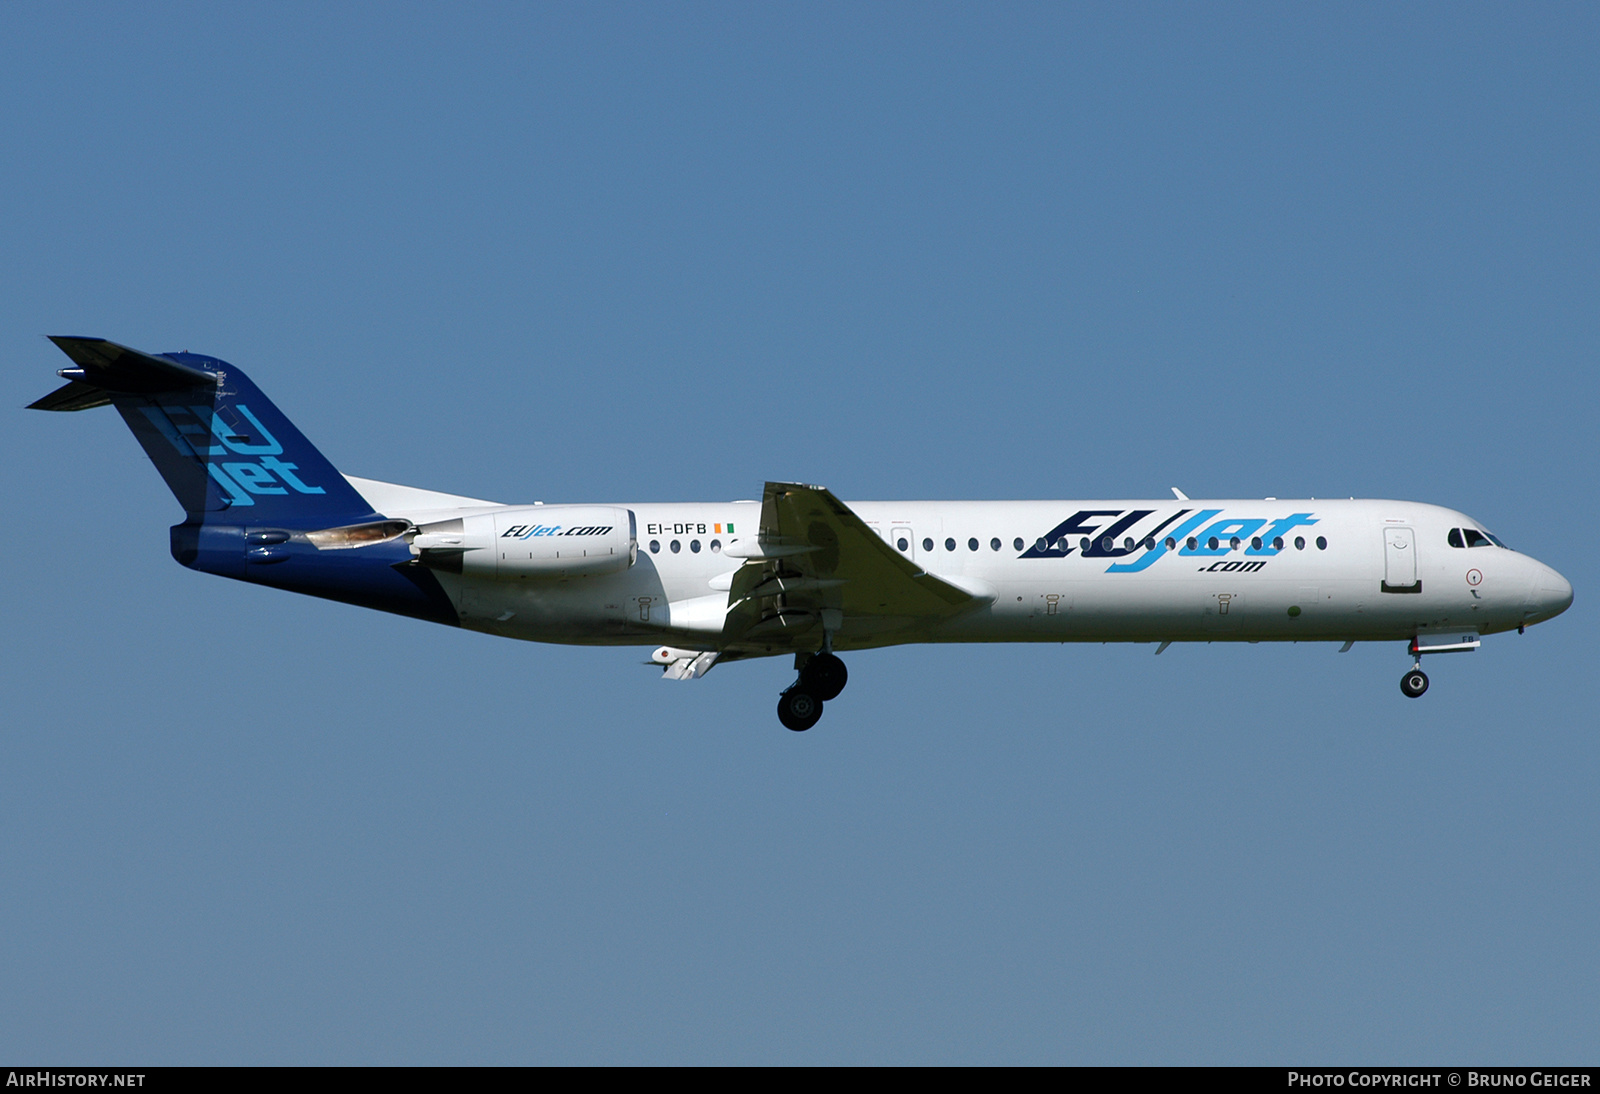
{"left": 419, "top": 506, "right": 636, "bottom": 578}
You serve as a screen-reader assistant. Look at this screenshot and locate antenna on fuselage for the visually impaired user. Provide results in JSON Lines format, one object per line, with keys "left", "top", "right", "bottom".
{"left": 1171, "top": 487, "right": 1189, "bottom": 501}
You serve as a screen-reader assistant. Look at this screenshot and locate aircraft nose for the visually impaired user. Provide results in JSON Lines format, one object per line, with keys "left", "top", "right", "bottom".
{"left": 1525, "top": 563, "right": 1573, "bottom": 625}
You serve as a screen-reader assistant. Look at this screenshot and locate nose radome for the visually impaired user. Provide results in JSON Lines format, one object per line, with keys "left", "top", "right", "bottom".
{"left": 1528, "top": 564, "right": 1573, "bottom": 624}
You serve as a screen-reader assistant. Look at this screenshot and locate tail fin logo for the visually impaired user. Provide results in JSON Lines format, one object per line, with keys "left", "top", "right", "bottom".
{"left": 212, "top": 404, "right": 284, "bottom": 456}
{"left": 139, "top": 402, "right": 324, "bottom": 508}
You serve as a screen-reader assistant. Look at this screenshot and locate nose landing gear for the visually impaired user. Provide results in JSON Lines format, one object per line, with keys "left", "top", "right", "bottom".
{"left": 1398, "top": 633, "right": 1478, "bottom": 698}
{"left": 1400, "top": 668, "right": 1429, "bottom": 698}
{"left": 777, "top": 650, "right": 849, "bottom": 731}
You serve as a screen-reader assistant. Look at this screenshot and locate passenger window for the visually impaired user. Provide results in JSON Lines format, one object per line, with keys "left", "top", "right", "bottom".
{"left": 1295, "top": 537, "right": 1305, "bottom": 550}
{"left": 1207, "top": 537, "right": 1219, "bottom": 550}
{"left": 1316, "top": 536, "right": 1328, "bottom": 550}
{"left": 1141, "top": 537, "right": 1154, "bottom": 550}
{"left": 1272, "top": 536, "right": 1283, "bottom": 550}
{"left": 968, "top": 537, "right": 979, "bottom": 551}
{"left": 710, "top": 539, "right": 721, "bottom": 553}
{"left": 1187, "top": 537, "right": 1198, "bottom": 550}
{"left": 1448, "top": 528, "right": 1465, "bottom": 548}
{"left": 1079, "top": 537, "right": 1091, "bottom": 552}
{"left": 991, "top": 538, "right": 1002, "bottom": 551}
{"left": 1013, "top": 538, "right": 1024, "bottom": 551}
{"left": 1230, "top": 536, "right": 1241, "bottom": 550}
{"left": 1251, "top": 537, "right": 1262, "bottom": 550}
{"left": 944, "top": 537, "right": 956, "bottom": 551}
{"left": 690, "top": 539, "right": 701, "bottom": 553}
{"left": 1165, "top": 537, "right": 1176, "bottom": 550}
{"left": 670, "top": 540, "right": 681, "bottom": 553}
{"left": 1463, "top": 529, "right": 1492, "bottom": 548}
{"left": 650, "top": 540, "right": 660, "bottom": 554}
{"left": 1035, "top": 538, "right": 1047, "bottom": 551}
{"left": 923, "top": 538, "right": 934, "bottom": 552}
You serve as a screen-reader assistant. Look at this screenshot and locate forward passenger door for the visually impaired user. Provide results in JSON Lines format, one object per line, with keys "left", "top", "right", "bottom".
{"left": 1382, "top": 526, "right": 1419, "bottom": 593}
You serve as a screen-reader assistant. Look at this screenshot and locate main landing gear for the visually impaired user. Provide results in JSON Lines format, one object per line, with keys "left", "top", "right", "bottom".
{"left": 777, "top": 651, "right": 848, "bottom": 731}
{"left": 777, "top": 687, "right": 824, "bottom": 731}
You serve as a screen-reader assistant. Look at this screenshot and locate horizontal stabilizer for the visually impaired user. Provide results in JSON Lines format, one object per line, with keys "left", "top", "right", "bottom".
{"left": 29, "top": 337, "right": 215, "bottom": 410}
{"left": 28, "top": 379, "right": 114, "bottom": 412}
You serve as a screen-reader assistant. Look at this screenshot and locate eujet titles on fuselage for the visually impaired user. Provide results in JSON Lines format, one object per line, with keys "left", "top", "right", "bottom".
{"left": 33, "top": 338, "right": 1573, "bottom": 731}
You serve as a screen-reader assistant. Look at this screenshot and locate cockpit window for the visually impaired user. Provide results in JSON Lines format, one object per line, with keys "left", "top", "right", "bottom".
{"left": 1463, "top": 529, "right": 1493, "bottom": 548}
{"left": 1484, "top": 531, "right": 1509, "bottom": 549}
{"left": 1448, "top": 528, "right": 1465, "bottom": 548}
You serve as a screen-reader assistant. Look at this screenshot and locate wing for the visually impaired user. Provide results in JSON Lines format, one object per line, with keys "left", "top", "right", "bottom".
{"left": 720, "top": 481, "right": 987, "bottom": 653}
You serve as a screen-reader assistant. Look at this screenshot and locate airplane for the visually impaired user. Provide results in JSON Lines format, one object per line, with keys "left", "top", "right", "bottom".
{"left": 31, "top": 337, "right": 1574, "bottom": 731}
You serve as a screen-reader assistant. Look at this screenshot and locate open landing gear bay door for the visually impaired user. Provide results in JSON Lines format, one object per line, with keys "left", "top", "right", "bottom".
{"left": 720, "top": 481, "right": 986, "bottom": 652}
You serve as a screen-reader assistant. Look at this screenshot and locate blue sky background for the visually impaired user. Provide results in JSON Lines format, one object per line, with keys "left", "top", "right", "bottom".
{"left": 2, "top": 3, "right": 1595, "bottom": 1064}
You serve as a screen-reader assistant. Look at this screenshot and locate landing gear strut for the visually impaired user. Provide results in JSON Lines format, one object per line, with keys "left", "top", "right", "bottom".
{"left": 778, "top": 645, "right": 849, "bottom": 731}
{"left": 1401, "top": 639, "right": 1430, "bottom": 698}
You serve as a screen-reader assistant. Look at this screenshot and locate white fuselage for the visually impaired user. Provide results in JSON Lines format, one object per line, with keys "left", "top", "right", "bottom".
{"left": 396, "top": 496, "right": 1570, "bottom": 656}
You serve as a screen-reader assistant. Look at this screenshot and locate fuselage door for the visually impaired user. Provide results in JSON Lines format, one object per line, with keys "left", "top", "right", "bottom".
{"left": 891, "top": 526, "right": 915, "bottom": 560}
{"left": 1382, "top": 526, "right": 1419, "bottom": 592}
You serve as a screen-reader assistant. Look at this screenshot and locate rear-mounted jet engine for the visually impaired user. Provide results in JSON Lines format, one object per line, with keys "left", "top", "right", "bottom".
{"left": 413, "top": 506, "right": 637, "bottom": 578}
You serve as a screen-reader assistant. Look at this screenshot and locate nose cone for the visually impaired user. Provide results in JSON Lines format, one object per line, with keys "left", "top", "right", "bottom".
{"left": 1525, "top": 562, "right": 1574, "bottom": 625}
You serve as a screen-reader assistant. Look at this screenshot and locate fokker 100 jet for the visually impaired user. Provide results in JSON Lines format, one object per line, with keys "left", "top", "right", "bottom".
{"left": 32, "top": 338, "right": 1574, "bottom": 730}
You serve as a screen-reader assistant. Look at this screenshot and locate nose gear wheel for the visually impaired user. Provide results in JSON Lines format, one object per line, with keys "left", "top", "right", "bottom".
{"left": 1400, "top": 669, "right": 1429, "bottom": 698}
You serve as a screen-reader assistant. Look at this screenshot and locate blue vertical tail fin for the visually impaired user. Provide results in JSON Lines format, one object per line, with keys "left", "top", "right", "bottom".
{"left": 31, "top": 337, "right": 381, "bottom": 527}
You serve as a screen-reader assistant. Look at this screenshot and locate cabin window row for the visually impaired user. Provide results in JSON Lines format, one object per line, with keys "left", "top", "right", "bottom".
{"left": 648, "top": 539, "right": 723, "bottom": 555}
{"left": 899, "top": 534, "right": 1330, "bottom": 553}
{"left": 647, "top": 533, "right": 1334, "bottom": 557}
